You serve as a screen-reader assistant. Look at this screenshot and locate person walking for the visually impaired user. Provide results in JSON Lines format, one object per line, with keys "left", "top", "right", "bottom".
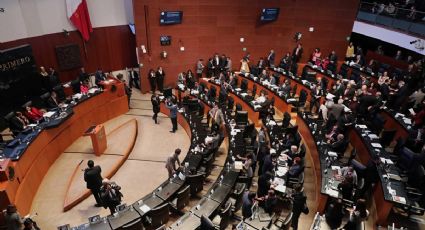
{"left": 165, "top": 97, "right": 178, "bottom": 133}
{"left": 151, "top": 93, "right": 160, "bottom": 124}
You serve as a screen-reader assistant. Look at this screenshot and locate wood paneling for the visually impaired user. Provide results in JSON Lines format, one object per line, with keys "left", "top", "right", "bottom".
{"left": 134, "top": 0, "right": 359, "bottom": 93}
{"left": 0, "top": 26, "right": 137, "bottom": 83}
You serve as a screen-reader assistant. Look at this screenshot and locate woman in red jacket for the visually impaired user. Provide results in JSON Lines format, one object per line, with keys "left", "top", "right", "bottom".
{"left": 24, "top": 106, "right": 44, "bottom": 123}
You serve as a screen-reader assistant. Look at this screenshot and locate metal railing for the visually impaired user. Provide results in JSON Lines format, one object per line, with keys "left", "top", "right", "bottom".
{"left": 357, "top": 1, "right": 425, "bottom": 36}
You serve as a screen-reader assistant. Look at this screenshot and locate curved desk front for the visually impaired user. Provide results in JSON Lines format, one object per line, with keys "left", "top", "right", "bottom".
{"left": 0, "top": 87, "right": 129, "bottom": 215}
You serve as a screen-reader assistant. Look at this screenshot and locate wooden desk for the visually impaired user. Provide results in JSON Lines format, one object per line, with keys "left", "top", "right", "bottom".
{"left": 348, "top": 128, "right": 393, "bottom": 226}
{"left": 0, "top": 87, "right": 129, "bottom": 215}
{"left": 380, "top": 110, "right": 409, "bottom": 141}
{"left": 296, "top": 115, "right": 327, "bottom": 214}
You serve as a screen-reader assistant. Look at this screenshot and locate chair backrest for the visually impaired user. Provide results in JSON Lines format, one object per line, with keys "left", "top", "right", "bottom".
{"left": 186, "top": 173, "right": 204, "bottom": 196}
{"left": 252, "top": 84, "right": 257, "bottom": 96}
{"left": 203, "top": 153, "right": 215, "bottom": 177}
{"left": 299, "top": 89, "right": 307, "bottom": 103}
{"left": 4, "top": 111, "right": 15, "bottom": 121}
{"left": 236, "top": 103, "right": 242, "bottom": 111}
{"left": 176, "top": 185, "right": 190, "bottom": 211}
{"left": 227, "top": 97, "right": 234, "bottom": 110}
{"left": 282, "top": 212, "right": 293, "bottom": 230}
{"left": 148, "top": 203, "right": 169, "bottom": 229}
{"left": 233, "top": 183, "right": 246, "bottom": 212}
{"left": 120, "top": 218, "right": 143, "bottom": 230}
{"left": 381, "top": 129, "right": 397, "bottom": 147}
{"left": 282, "top": 112, "right": 291, "bottom": 128}
{"left": 200, "top": 215, "right": 215, "bottom": 230}
{"left": 71, "top": 79, "right": 81, "bottom": 94}
{"left": 21, "top": 101, "right": 32, "bottom": 109}
{"left": 241, "top": 79, "right": 248, "bottom": 91}
{"left": 219, "top": 202, "right": 232, "bottom": 230}
{"left": 291, "top": 84, "right": 298, "bottom": 97}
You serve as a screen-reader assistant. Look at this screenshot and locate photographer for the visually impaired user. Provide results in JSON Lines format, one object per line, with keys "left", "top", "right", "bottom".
{"left": 100, "top": 179, "right": 123, "bottom": 215}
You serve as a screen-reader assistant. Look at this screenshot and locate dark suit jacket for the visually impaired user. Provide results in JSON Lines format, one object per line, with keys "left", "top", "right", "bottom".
{"left": 84, "top": 165, "right": 103, "bottom": 190}
{"left": 267, "top": 52, "right": 275, "bottom": 64}
{"left": 330, "top": 139, "right": 347, "bottom": 154}
{"left": 46, "top": 96, "right": 60, "bottom": 109}
{"left": 288, "top": 164, "right": 303, "bottom": 177}
{"left": 156, "top": 70, "right": 165, "bottom": 79}
{"left": 292, "top": 47, "right": 303, "bottom": 62}
{"left": 95, "top": 71, "right": 106, "bottom": 85}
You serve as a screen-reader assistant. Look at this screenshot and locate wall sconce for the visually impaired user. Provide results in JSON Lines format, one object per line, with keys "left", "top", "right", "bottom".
{"left": 240, "top": 38, "right": 244, "bottom": 43}
{"left": 160, "top": 51, "right": 168, "bottom": 59}
{"left": 141, "top": 45, "right": 147, "bottom": 53}
{"left": 178, "top": 39, "right": 185, "bottom": 52}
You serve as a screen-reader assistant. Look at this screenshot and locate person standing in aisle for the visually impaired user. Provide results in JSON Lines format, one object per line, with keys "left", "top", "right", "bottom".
{"left": 156, "top": 66, "right": 165, "bottom": 93}
{"left": 84, "top": 160, "right": 103, "bottom": 207}
{"left": 165, "top": 97, "right": 178, "bottom": 133}
{"left": 151, "top": 93, "right": 160, "bottom": 124}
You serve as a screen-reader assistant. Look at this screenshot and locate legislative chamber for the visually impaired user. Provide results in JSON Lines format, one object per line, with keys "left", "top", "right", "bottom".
{"left": 0, "top": 0, "right": 424, "bottom": 229}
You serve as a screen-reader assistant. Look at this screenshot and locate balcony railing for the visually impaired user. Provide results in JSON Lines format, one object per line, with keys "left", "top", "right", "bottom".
{"left": 357, "top": 1, "right": 425, "bottom": 36}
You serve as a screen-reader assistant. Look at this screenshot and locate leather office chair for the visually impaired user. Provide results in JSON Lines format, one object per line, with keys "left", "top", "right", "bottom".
{"left": 281, "top": 112, "right": 291, "bottom": 128}
{"left": 227, "top": 97, "right": 234, "bottom": 112}
{"left": 240, "top": 79, "right": 248, "bottom": 92}
{"left": 200, "top": 153, "right": 215, "bottom": 177}
{"left": 212, "top": 201, "right": 232, "bottom": 230}
{"left": 186, "top": 173, "right": 204, "bottom": 196}
{"left": 169, "top": 185, "right": 190, "bottom": 214}
{"left": 229, "top": 183, "right": 246, "bottom": 213}
{"left": 251, "top": 84, "right": 257, "bottom": 97}
{"left": 53, "top": 84, "right": 66, "bottom": 101}
{"left": 40, "top": 92, "right": 51, "bottom": 108}
{"left": 21, "top": 101, "right": 32, "bottom": 110}
{"left": 200, "top": 215, "right": 216, "bottom": 230}
{"left": 237, "top": 175, "right": 253, "bottom": 190}
{"left": 235, "top": 103, "right": 242, "bottom": 112}
{"left": 339, "top": 64, "right": 348, "bottom": 78}
{"left": 119, "top": 218, "right": 143, "bottom": 230}
{"left": 290, "top": 84, "right": 297, "bottom": 98}
{"left": 71, "top": 79, "right": 81, "bottom": 94}
{"left": 144, "top": 203, "right": 169, "bottom": 230}
{"left": 269, "top": 211, "right": 292, "bottom": 230}
{"left": 287, "top": 171, "right": 305, "bottom": 188}
{"left": 4, "top": 112, "right": 20, "bottom": 136}
{"left": 380, "top": 129, "right": 397, "bottom": 147}
{"left": 293, "top": 89, "right": 307, "bottom": 112}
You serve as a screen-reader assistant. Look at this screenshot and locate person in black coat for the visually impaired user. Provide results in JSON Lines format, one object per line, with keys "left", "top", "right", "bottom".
{"left": 151, "top": 94, "right": 160, "bottom": 124}
{"left": 95, "top": 68, "right": 106, "bottom": 87}
{"left": 325, "top": 199, "right": 344, "bottom": 229}
{"left": 84, "top": 160, "right": 103, "bottom": 207}
{"left": 291, "top": 183, "right": 307, "bottom": 230}
{"left": 127, "top": 67, "right": 140, "bottom": 90}
{"left": 292, "top": 43, "right": 303, "bottom": 63}
{"left": 262, "top": 153, "right": 277, "bottom": 175}
{"left": 257, "top": 172, "right": 272, "bottom": 198}
{"left": 148, "top": 69, "right": 156, "bottom": 93}
{"left": 100, "top": 179, "right": 123, "bottom": 215}
{"left": 156, "top": 67, "right": 165, "bottom": 92}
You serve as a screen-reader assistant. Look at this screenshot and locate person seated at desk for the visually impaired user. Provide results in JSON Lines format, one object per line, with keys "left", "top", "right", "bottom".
{"left": 24, "top": 106, "right": 44, "bottom": 123}
{"left": 13, "top": 112, "right": 29, "bottom": 130}
{"left": 338, "top": 176, "right": 354, "bottom": 200}
{"left": 343, "top": 199, "right": 369, "bottom": 230}
{"left": 287, "top": 157, "right": 303, "bottom": 178}
{"left": 46, "top": 91, "right": 63, "bottom": 109}
{"left": 341, "top": 166, "right": 358, "bottom": 186}
{"left": 325, "top": 199, "right": 344, "bottom": 229}
{"left": 259, "top": 69, "right": 268, "bottom": 81}
{"left": 279, "top": 52, "right": 292, "bottom": 70}
{"left": 311, "top": 48, "right": 322, "bottom": 64}
{"left": 80, "top": 79, "right": 90, "bottom": 94}
{"left": 78, "top": 67, "right": 89, "bottom": 82}
{"left": 237, "top": 153, "right": 254, "bottom": 178}
{"left": 325, "top": 125, "right": 339, "bottom": 143}
{"left": 410, "top": 101, "right": 425, "bottom": 128}
{"left": 254, "top": 91, "right": 268, "bottom": 105}
{"left": 165, "top": 148, "right": 182, "bottom": 178}
{"left": 279, "top": 80, "right": 291, "bottom": 97}
{"left": 204, "top": 130, "right": 220, "bottom": 150}
{"left": 242, "top": 191, "right": 257, "bottom": 219}
{"left": 329, "top": 134, "right": 347, "bottom": 155}
{"left": 95, "top": 68, "right": 107, "bottom": 86}
{"left": 284, "top": 145, "right": 302, "bottom": 163}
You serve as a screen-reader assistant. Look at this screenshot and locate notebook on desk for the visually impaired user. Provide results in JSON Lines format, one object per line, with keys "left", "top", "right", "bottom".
{"left": 259, "top": 213, "right": 272, "bottom": 222}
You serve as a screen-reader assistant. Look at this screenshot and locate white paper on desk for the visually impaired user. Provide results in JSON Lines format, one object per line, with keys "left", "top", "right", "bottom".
{"left": 254, "top": 105, "right": 262, "bottom": 109}
{"left": 73, "top": 93, "right": 83, "bottom": 99}
{"left": 235, "top": 88, "right": 242, "bottom": 92}
{"left": 191, "top": 90, "right": 199, "bottom": 95}
{"left": 343, "top": 105, "right": 351, "bottom": 113}
{"left": 43, "top": 111, "right": 56, "bottom": 118}
{"left": 403, "top": 119, "right": 412, "bottom": 125}
{"left": 368, "top": 134, "right": 379, "bottom": 139}
{"left": 178, "top": 109, "right": 184, "bottom": 113}
{"left": 380, "top": 158, "right": 394, "bottom": 164}
{"left": 268, "top": 120, "right": 276, "bottom": 126}
{"left": 240, "top": 93, "right": 248, "bottom": 97}
{"left": 89, "top": 88, "right": 98, "bottom": 94}
{"left": 234, "top": 161, "right": 244, "bottom": 170}
{"left": 395, "top": 113, "right": 404, "bottom": 118}
{"left": 276, "top": 167, "right": 288, "bottom": 176}
{"left": 393, "top": 196, "right": 406, "bottom": 204}
{"left": 273, "top": 177, "right": 285, "bottom": 185}
{"left": 140, "top": 204, "right": 151, "bottom": 213}
{"left": 328, "top": 151, "right": 338, "bottom": 157}
{"left": 231, "top": 130, "right": 238, "bottom": 136}
{"left": 287, "top": 98, "right": 297, "bottom": 103}
{"left": 357, "top": 124, "right": 367, "bottom": 129}
{"left": 274, "top": 184, "right": 286, "bottom": 193}
{"left": 326, "top": 188, "right": 339, "bottom": 197}
{"left": 331, "top": 166, "right": 341, "bottom": 170}
{"left": 409, "top": 108, "right": 416, "bottom": 115}
{"left": 371, "top": 143, "right": 382, "bottom": 148}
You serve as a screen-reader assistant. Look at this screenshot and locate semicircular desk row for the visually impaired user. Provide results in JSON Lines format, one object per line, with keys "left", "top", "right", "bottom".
{"left": 0, "top": 83, "right": 129, "bottom": 217}
{"left": 58, "top": 96, "right": 248, "bottom": 230}
{"left": 193, "top": 67, "right": 415, "bottom": 227}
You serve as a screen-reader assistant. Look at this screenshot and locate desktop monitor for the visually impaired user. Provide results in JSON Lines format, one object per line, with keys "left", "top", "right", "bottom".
{"left": 260, "top": 8, "right": 280, "bottom": 21}
{"left": 236, "top": 110, "right": 248, "bottom": 125}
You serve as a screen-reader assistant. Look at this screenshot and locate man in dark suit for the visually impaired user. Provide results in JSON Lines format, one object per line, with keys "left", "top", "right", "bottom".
{"left": 95, "top": 68, "right": 106, "bottom": 86}
{"left": 78, "top": 67, "right": 89, "bottom": 82}
{"left": 127, "top": 67, "right": 140, "bottom": 90}
{"left": 267, "top": 49, "right": 275, "bottom": 67}
{"left": 156, "top": 67, "right": 165, "bottom": 92}
{"left": 213, "top": 54, "right": 221, "bottom": 76}
{"left": 84, "top": 160, "right": 103, "bottom": 207}
{"left": 46, "top": 91, "right": 61, "bottom": 109}
{"left": 207, "top": 58, "right": 214, "bottom": 78}
{"left": 292, "top": 43, "right": 303, "bottom": 63}
{"left": 329, "top": 134, "right": 347, "bottom": 155}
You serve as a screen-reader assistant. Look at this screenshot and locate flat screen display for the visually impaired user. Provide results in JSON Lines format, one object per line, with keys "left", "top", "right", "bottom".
{"left": 260, "top": 8, "right": 280, "bottom": 21}
{"left": 160, "top": 11, "right": 183, "bottom": 25}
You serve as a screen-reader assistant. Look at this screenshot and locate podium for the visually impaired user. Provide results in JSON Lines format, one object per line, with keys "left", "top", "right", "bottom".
{"left": 84, "top": 125, "right": 107, "bottom": 156}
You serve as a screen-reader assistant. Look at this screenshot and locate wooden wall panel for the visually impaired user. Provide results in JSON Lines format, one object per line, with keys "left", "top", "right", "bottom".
{"left": 134, "top": 0, "right": 360, "bottom": 93}
{"left": 0, "top": 25, "right": 137, "bottom": 83}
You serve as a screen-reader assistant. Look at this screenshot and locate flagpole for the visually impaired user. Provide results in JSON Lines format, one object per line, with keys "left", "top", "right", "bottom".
{"left": 81, "top": 35, "right": 88, "bottom": 59}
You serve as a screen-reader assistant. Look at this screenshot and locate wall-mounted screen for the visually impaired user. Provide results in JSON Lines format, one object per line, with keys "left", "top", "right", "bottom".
{"left": 260, "top": 8, "right": 280, "bottom": 21}
{"left": 160, "top": 11, "right": 183, "bottom": 25}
